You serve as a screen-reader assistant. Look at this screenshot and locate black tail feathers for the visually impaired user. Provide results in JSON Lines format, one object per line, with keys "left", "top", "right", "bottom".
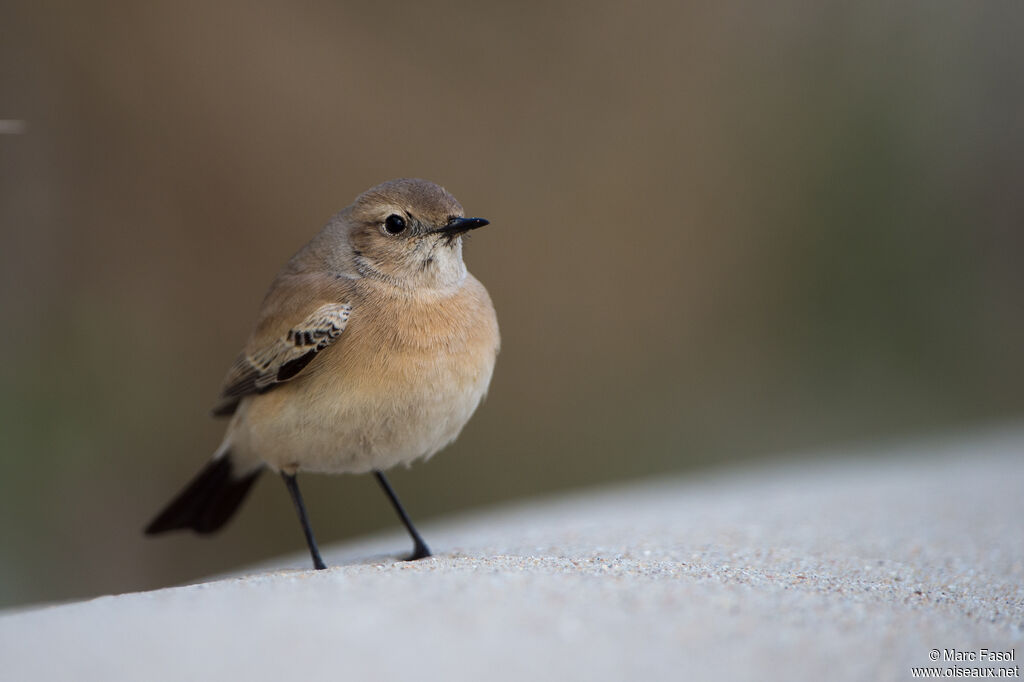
{"left": 145, "top": 455, "right": 263, "bottom": 536}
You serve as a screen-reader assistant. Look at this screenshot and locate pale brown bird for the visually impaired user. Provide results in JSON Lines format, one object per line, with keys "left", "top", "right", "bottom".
{"left": 145, "top": 178, "right": 499, "bottom": 568}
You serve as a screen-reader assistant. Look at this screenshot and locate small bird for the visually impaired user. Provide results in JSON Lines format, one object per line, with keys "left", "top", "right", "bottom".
{"left": 145, "top": 178, "right": 499, "bottom": 568}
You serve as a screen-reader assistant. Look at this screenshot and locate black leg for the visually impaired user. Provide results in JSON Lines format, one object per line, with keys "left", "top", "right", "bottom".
{"left": 281, "top": 473, "right": 327, "bottom": 570}
{"left": 374, "top": 471, "right": 432, "bottom": 561}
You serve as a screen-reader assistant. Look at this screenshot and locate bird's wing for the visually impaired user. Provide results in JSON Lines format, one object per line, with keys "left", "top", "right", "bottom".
{"left": 212, "top": 300, "right": 352, "bottom": 416}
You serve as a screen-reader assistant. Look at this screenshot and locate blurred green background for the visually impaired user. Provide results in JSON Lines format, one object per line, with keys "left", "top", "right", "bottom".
{"left": 1, "top": 1, "right": 1022, "bottom": 609}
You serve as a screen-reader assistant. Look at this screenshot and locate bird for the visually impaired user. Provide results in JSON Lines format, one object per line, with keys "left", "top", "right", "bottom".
{"left": 145, "top": 178, "right": 500, "bottom": 569}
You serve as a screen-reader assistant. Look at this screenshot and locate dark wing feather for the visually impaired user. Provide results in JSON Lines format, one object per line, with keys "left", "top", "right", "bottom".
{"left": 212, "top": 302, "right": 351, "bottom": 416}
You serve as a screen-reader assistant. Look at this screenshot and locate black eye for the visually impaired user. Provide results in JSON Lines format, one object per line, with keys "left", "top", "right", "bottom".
{"left": 383, "top": 214, "right": 407, "bottom": 235}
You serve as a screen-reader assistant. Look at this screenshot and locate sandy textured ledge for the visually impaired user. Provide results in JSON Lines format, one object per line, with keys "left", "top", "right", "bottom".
{"left": 2, "top": 430, "right": 1022, "bottom": 681}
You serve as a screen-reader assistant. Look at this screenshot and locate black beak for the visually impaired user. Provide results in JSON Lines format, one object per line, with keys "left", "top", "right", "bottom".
{"left": 437, "top": 217, "right": 490, "bottom": 236}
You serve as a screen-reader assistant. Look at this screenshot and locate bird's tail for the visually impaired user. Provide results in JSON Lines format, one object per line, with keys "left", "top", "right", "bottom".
{"left": 145, "top": 454, "right": 263, "bottom": 535}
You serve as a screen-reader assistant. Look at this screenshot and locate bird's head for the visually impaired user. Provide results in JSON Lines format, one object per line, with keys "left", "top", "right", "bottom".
{"left": 345, "top": 178, "right": 489, "bottom": 290}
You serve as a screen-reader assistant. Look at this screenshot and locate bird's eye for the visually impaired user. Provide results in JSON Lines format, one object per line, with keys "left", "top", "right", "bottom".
{"left": 383, "top": 214, "right": 407, "bottom": 235}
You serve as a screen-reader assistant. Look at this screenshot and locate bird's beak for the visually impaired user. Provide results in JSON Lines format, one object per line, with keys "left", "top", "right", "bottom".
{"left": 436, "top": 217, "right": 490, "bottom": 236}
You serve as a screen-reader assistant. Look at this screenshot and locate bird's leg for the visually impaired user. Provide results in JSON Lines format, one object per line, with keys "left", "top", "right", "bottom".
{"left": 374, "top": 471, "right": 432, "bottom": 560}
{"left": 281, "top": 472, "right": 327, "bottom": 570}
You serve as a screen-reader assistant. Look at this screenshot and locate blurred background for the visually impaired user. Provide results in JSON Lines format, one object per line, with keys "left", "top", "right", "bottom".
{"left": 1, "top": 1, "right": 1022, "bottom": 609}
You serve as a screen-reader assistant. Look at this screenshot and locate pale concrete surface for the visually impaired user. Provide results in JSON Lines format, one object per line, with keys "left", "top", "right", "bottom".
{"left": 2, "top": 430, "right": 1022, "bottom": 681}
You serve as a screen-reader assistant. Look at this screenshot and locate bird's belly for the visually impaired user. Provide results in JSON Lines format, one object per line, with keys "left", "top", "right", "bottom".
{"left": 232, "top": 343, "right": 495, "bottom": 475}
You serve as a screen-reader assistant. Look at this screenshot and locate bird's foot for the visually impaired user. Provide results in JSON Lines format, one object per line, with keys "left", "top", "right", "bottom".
{"left": 404, "top": 540, "right": 432, "bottom": 561}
